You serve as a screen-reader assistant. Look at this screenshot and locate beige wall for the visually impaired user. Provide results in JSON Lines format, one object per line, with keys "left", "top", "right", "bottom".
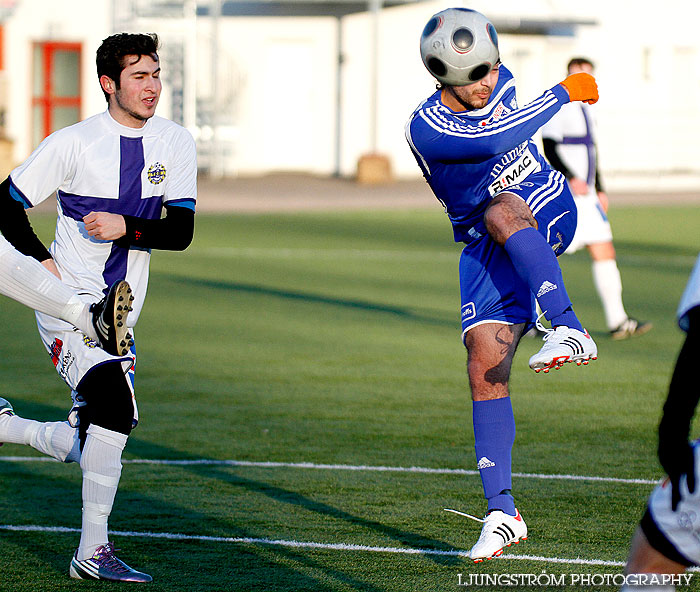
{"left": 3, "top": 0, "right": 700, "bottom": 188}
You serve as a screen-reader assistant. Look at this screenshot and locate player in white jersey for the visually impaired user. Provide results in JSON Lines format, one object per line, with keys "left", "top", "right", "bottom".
{"left": 541, "top": 58, "right": 651, "bottom": 340}
{"left": 0, "top": 33, "right": 195, "bottom": 583}
{"left": 621, "top": 255, "right": 700, "bottom": 592}
{"left": 0, "top": 230, "right": 132, "bottom": 355}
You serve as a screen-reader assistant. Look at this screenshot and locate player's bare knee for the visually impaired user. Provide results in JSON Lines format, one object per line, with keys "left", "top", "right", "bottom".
{"left": 465, "top": 345, "right": 511, "bottom": 391}
{"left": 468, "top": 356, "right": 511, "bottom": 395}
{"left": 464, "top": 324, "right": 519, "bottom": 398}
{"left": 484, "top": 193, "right": 536, "bottom": 245}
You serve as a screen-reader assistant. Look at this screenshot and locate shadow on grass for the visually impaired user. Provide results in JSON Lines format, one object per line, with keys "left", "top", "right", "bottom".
{"left": 1, "top": 399, "right": 460, "bottom": 592}
{"left": 157, "top": 273, "right": 458, "bottom": 330}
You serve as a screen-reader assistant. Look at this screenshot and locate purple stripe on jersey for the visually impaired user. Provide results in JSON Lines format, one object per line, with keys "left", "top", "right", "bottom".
{"left": 120, "top": 136, "right": 145, "bottom": 203}
{"left": 560, "top": 105, "right": 596, "bottom": 186}
{"left": 98, "top": 136, "right": 147, "bottom": 293}
{"left": 58, "top": 191, "right": 164, "bottom": 220}
{"left": 103, "top": 242, "right": 129, "bottom": 295}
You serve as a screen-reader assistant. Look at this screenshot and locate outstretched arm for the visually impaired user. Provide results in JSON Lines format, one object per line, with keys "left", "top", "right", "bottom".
{"left": 411, "top": 74, "right": 598, "bottom": 163}
{"left": 658, "top": 306, "right": 700, "bottom": 510}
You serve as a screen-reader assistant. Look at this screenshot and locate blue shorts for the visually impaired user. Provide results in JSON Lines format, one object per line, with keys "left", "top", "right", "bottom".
{"left": 459, "top": 171, "right": 577, "bottom": 338}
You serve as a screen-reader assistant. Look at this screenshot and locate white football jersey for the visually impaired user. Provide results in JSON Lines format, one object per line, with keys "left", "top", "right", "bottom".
{"left": 9, "top": 110, "right": 197, "bottom": 325}
{"left": 540, "top": 102, "right": 597, "bottom": 186}
{"left": 679, "top": 254, "right": 700, "bottom": 332}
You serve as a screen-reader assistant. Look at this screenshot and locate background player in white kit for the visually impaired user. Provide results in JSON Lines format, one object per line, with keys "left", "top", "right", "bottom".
{"left": 621, "top": 256, "right": 700, "bottom": 592}
{"left": 0, "top": 32, "right": 196, "bottom": 583}
{"left": 541, "top": 58, "right": 652, "bottom": 340}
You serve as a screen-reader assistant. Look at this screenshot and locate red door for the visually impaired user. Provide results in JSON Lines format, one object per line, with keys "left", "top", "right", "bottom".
{"left": 32, "top": 42, "right": 81, "bottom": 147}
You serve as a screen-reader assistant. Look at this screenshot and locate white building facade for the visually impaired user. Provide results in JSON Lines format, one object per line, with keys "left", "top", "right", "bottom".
{"left": 1, "top": 0, "right": 699, "bottom": 190}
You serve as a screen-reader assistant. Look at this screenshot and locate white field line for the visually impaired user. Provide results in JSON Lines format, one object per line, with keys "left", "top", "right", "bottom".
{"left": 0, "top": 456, "right": 660, "bottom": 485}
{"left": 0, "top": 524, "right": 625, "bottom": 567}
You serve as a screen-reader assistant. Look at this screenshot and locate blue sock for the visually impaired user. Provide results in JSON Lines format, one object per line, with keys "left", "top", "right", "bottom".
{"left": 473, "top": 397, "right": 516, "bottom": 516}
{"left": 503, "top": 227, "right": 583, "bottom": 331}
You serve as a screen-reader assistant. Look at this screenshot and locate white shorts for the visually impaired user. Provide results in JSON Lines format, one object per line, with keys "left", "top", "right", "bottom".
{"left": 565, "top": 190, "right": 613, "bottom": 254}
{"left": 644, "top": 440, "right": 700, "bottom": 566}
{"left": 35, "top": 306, "right": 138, "bottom": 424}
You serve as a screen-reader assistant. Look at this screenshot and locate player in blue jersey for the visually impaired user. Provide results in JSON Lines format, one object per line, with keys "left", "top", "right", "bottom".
{"left": 541, "top": 57, "right": 652, "bottom": 340}
{"left": 0, "top": 33, "right": 195, "bottom": 583}
{"left": 406, "top": 8, "right": 599, "bottom": 561}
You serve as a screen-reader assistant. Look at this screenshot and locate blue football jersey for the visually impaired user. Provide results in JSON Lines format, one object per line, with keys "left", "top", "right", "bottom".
{"left": 405, "top": 66, "right": 571, "bottom": 243}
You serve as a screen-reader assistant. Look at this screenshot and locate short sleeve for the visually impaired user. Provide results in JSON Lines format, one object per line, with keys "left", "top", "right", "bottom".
{"left": 9, "top": 128, "right": 78, "bottom": 208}
{"left": 164, "top": 128, "right": 197, "bottom": 211}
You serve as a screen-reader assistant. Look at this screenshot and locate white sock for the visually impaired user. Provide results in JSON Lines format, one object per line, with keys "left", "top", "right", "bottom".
{"left": 0, "top": 413, "right": 80, "bottom": 462}
{"left": 592, "top": 259, "right": 627, "bottom": 330}
{"left": 0, "top": 242, "right": 96, "bottom": 339}
{"left": 78, "top": 424, "right": 128, "bottom": 560}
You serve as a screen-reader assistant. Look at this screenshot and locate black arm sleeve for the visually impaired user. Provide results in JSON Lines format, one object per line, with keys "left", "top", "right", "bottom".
{"left": 115, "top": 203, "right": 194, "bottom": 251}
{"left": 542, "top": 138, "right": 574, "bottom": 180}
{"left": 0, "top": 177, "right": 52, "bottom": 262}
{"left": 594, "top": 158, "right": 605, "bottom": 193}
{"left": 659, "top": 306, "right": 700, "bottom": 443}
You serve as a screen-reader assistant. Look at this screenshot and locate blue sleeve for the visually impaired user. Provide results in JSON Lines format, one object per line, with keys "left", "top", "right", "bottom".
{"left": 411, "top": 84, "right": 570, "bottom": 164}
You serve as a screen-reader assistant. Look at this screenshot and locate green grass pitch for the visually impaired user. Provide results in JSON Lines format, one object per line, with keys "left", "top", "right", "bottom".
{"left": 0, "top": 204, "right": 699, "bottom": 591}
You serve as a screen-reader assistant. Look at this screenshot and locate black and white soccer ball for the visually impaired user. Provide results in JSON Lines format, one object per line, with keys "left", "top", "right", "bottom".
{"left": 420, "top": 8, "right": 499, "bottom": 86}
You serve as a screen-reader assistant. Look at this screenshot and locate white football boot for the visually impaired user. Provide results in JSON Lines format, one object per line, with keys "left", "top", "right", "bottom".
{"left": 70, "top": 543, "right": 152, "bottom": 583}
{"left": 469, "top": 509, "right": 528, "bottom": 562}
{"left": 528, "top": 325, "right": 597, "bottom": 373}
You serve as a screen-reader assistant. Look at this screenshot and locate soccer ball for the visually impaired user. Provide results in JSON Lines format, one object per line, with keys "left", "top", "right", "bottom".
{"left": 420, "top": 8, "right": 499, "bottom": 86}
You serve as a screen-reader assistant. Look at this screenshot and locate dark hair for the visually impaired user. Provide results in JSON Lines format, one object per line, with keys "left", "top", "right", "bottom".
{"left": 96, "top": 33, "right": 160, "bottom": 101}
{"left": 567, "top": 57, "right": 594, "bottom": 72}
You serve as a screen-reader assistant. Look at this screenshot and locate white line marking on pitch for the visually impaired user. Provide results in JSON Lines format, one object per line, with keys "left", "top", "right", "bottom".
{"left": 0, "top": 456, "right": 660, "bottom": 485}
{"left": 0, "top": 524, "right": 624, "bottom": 567}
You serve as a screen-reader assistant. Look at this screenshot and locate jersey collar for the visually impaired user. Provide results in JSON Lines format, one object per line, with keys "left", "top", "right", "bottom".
{"left": 102, "top": 110, "right": 153, "bottom": 136}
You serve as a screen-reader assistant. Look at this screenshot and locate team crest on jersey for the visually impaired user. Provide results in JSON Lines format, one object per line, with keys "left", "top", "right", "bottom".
{"left": 479, "top": 102, "right": 509, "bottom": 127}
{"left": 147, "top": 162, "right": 166, "bottom": 185}
{"left": 82, "top": 334, "right": 97, "bottom": 349}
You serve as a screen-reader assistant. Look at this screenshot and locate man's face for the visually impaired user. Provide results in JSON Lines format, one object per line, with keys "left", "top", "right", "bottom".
{"left": 569, "top": 62, "right": 593, "bottom": 76}
{"left": 106, "top": 54, "right": 161, "bottom": 128}
{"left": 448, "top": 64, "right": 501, "bottom": 110}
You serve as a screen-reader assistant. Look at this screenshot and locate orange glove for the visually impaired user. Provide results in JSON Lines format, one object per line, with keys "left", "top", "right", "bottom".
{"left": 559, "top": 72, "right": 598, "bottom": 105}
